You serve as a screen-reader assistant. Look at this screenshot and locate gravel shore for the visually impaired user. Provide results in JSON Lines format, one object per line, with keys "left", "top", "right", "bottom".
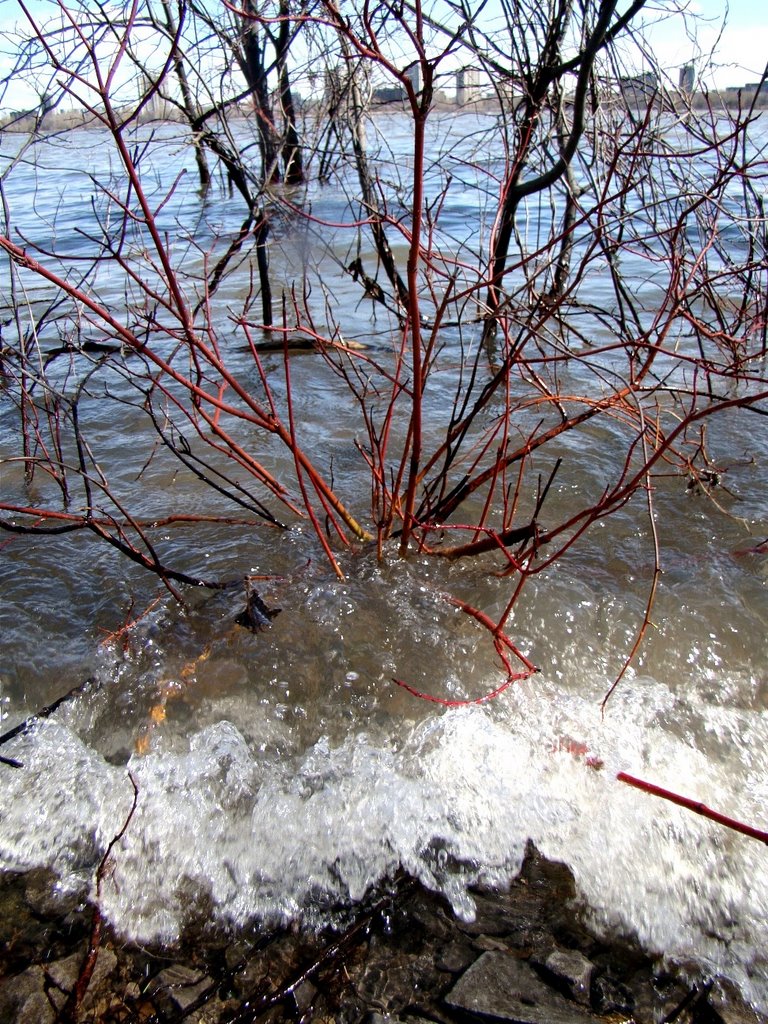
{"left": 2, "top": 844, "right": 765, "bottom": 1024}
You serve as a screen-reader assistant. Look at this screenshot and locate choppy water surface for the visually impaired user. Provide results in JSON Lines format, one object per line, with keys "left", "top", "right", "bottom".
{"left": 1, "top": 115, "right": 768, "bottom": 1009}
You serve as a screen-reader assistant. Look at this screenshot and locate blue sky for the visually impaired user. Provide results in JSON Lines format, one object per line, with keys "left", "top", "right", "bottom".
{"left": 0, "top": 0, "right": 766, "bottom": 112}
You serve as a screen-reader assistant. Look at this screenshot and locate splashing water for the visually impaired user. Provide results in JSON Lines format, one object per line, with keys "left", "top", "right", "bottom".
{"left": 2, "top": 118, "right": 768, "bottom": 1014}
{"left": 2, "top": 647, "right": 767, "bottom": 1010}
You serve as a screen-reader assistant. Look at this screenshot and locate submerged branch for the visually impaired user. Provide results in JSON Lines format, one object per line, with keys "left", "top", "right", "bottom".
{"left": 0, "top": 676, "right": 103, "bottom": 768}
{"left": 393, "top": 593, "right": 537, "bottom": 706}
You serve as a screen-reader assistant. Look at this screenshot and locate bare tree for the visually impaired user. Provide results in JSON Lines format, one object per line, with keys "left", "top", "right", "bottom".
{"left": 1, "top": 0, "right": 766, "bottom": 688}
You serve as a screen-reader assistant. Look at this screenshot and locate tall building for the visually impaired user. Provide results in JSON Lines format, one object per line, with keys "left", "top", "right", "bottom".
{"left": 679, "top": 64, "right": 695, "bottom": 94}
{"left": 406, "top": 64, "right": 421, "bottom": 95}
{"left": 456, "top": 67, "right": 482, "bottom": 106}
{"left": 139, "top": 72, "right": 170, "bottom": 120}
{"left": 620, "top": 71, "right": 658, "bottom": 108}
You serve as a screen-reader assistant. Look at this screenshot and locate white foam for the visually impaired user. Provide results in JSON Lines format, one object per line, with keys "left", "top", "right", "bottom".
{"left": 1, "top": 676, "right": 766, "bottom": 1009}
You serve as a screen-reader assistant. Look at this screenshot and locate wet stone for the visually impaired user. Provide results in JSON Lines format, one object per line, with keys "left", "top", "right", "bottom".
{"left": 292, "top": 978, "right": 317, "bottom": 1015}
{"left": 231, "top": 955, "right": 271, "bottom": 999}
{"left": 0, "top": 871, "right": 90, "bottom": 979}
{"left": 355, "top": 949, "right": 446, "bottom": 1014}
{"left": 533, "top": 946, "right": 595, "bottom": 1005}
{"left": 0, "top": 946, "right": 118, "bottom": 1023}
{"left": 46, "top": 946, "right": 118, "bottom": 1010}
{"left": 472, "top": 932, "right": 513, "bottom": 952}
{"left": 146, "top": 962, "right": 214, "bottom": 1016}
{"left": 230, "top": 934, "right": 308, "bottom": 1001}
{"left": 445, "top": 950, "right": 599, "bottom": 1024}
{"left": 0, "top": 964, "right": 56, "bottom": 1024}
{"left": 2, "top": 849, "right": 768, "bottom": 1024}
{"left": 24, "top": 868, "right": 86, "bottom": 919}
{"left": 409, "top": 892, "right": 457, "bottom": 942}
{"left": 223, "top": 937, "right": 258, "bottom": 971}
{"left": 708, "top": 980, "right": 767, "bottom": 1024}
{"left": 434, "top": 939, "right": 477, "bottom": 973}
{"left": 518, "top": 842, "right": 579, "bottom": 902}
{"left": 459, "top": 891, "right": 521, "bottom": 936}
{"left": 591, "top": 971, "right": 636, "bottom": 1015}
{"left": 366, "top": 1016, "right": 437, "bottom": 1024}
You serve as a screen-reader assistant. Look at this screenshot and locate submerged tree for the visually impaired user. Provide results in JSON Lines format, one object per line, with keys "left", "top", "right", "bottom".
{"left": 1, "top": 0, "right": 767, "bottom": 689}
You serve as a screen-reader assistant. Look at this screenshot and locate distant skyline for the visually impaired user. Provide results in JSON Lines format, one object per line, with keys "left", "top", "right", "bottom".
{"left": 641, "top": 0, "right": 767, "bottom": 90}
{"left": 0, "top": 0, "right": 766, "bottom": 114}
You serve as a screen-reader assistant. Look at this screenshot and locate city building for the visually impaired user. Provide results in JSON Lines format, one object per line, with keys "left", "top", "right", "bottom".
{"left": 619, "top": 71, "right": 658, "bottom": 108}
{"left": 679, "top": 64, "right": 695, "bottom": 94}
{"left": 456, "top": 66, "right": 482, "bottom": 106}
{"left": 405, "top": 64, "right": 421, "bottom": 96}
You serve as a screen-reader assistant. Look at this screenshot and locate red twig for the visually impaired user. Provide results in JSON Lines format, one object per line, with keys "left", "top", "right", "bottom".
{"left": 56, "top": 773, "right": 140, "bottom": 1022}
{"left": 617, "top": 772, "right": 768, "bottom": 846}
{"left": 393, "top": 672, "right": 525, "bottom": 707}
{"left": 393, "top": 594, "right": 536, "bottom": 706}
{"left": 98, "top": 595, "right": 164, "bottom": 649}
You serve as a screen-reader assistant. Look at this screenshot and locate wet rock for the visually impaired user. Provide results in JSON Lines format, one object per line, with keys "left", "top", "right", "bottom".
{"left": 230, "top": 934, "right": 306, "bottom": 1002}
{"left": 458, "top": 890, "right": 522, "bottom": 937}
{"left": 231, "top": 954, "right": 271, "bottom": 999}
{"left": 23, "top": 868, "right": 86, "bottom": 919}
{"left": 472, "top": 933, "right": 513, "bottom": 952}
{"left": 533, "top": 946, "right": 595, "bottom": 1005}
{"left": 0, "top": 964, "right": 56, "bottom": 1024}
{"left": 366, "top": 1016, "right": 436, "bottom": 1024}
{"left": 0, "top": 871, "right": 91, "bottom": 979}
{"left": 645, "top": 981, "right": 747, "bottom": 1024}
{"left": 292, "top": 978, "right": 318, "bottom": 1015}
{"left": 434, "top": 939, "right": 477, "bottom": 973}
{"left": 456, "top": 844, "right": 584, "bottom": 956}
{"left": 519, "top": 842, "right": 578, "bottom": 903}
{"left": 355, "top": 947, "right": 445, "bottom": 1015}
{"left": 708, "top": 980, "right": 767, "bottom": 1024}
{"left": 591, "top": 970, "right": 635, "bottom": 1015}
{"left": 409, "top": 890, "right": 458, "bottom": 943}
{"left": 445, "top": 950, "right": 599, "bottom": 1023}
{"left": 45, "top": 946, "right": 118, "bottom": 1009}
{"left": 146, "top": 962, "right": 214, "bottom": 1017}
{"left": 223, "top": 937, "right": 258, "bottom": 971}
{"left": 123, "top": 979, "right": 142, "bottom": 1001}
{"left": 3, "top": 849, "right": 768, "bottom": 1024}
{"left": 0, "top": 946, "right": 118, "bottom": 1023}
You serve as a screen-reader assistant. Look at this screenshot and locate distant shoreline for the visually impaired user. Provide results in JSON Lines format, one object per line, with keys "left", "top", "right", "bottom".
{"left": 2, "top": 89, "right": 766, "bottom": 133}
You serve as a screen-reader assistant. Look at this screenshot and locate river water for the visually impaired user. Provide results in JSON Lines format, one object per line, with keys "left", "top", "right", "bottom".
{"left": 1, "top": 112, "right": 768, "bottom": 1009}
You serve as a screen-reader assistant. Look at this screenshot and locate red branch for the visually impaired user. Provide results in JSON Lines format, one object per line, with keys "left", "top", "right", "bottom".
{"left": 617, "top": 772, "right": 768, "bottom": 846}
{"left": 392, "top": 673, "right": 525, "bottom": 707}
{"left": 393, "top": 594, "right": 536, "bottom": 706}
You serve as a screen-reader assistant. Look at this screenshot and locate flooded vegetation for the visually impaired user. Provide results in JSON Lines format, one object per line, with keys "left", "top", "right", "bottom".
{"left": 1, "top": 0, "right": 768, "bottom": 1017}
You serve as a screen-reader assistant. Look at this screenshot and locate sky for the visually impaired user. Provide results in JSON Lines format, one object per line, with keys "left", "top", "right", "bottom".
{"left": 0, "top": 0, "right": 766, "bottom": 113}
{"left": 641, "top": 0, "right": 768, "bottom": 89}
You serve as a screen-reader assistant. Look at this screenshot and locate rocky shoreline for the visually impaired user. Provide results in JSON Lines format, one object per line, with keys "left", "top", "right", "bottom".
{"left": 1, "top": 844, "right": 765, "bottom": 1024}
